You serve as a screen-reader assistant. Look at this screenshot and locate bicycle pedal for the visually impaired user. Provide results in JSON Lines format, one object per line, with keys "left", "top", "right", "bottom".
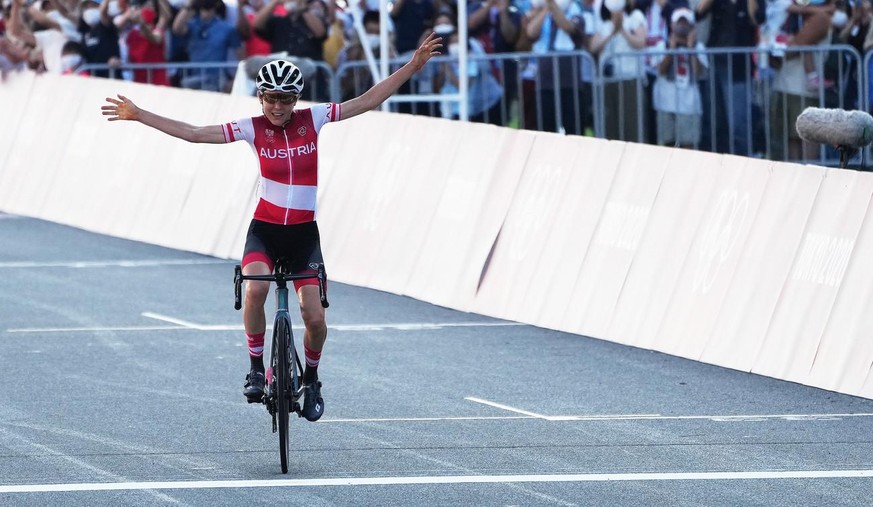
{"left": 245, "top": 395, "right": 264, "bottom": 404}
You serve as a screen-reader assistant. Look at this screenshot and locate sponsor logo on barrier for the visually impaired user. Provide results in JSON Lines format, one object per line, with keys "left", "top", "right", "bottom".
{"left": 593, "top": 202, "right": 650, "bottom": 251}
{"left": 693, "top": 190, "right": 749, "bottom": 294}
{"left": 259, "top": 142, "right": 317, "bottom": 159}
{"left": 791, "top": 233, "right": 854, "bottom": 287}
{"left": 508, "top": 163, "right": 564, "bottom": 261}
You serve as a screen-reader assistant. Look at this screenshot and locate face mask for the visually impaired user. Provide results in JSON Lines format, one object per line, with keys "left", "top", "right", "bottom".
{"left": 433, "top": 23, "right": 455, "bottom": 35}
{"left": 673, "top": 23, "right": 691, "bottom": 37}
{"left": 831, "top": 10, "right": 848, "bottom": 28}
{"left": 364, "top": 33, "right": 380, "bottom": 49}
{"left": 107, "top": 0, "right": 121, "bottom": 17}
{"left": 604, "top": 0, "right": 625, "bottom": 12}
{"left": 61, "top": 54, "right": 82, "bottom": 73}
{"left": 82, "top": 8, "right": 101, "bottom": 27}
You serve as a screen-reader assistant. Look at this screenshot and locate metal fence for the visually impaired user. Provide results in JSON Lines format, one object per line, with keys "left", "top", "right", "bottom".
{"left": 80, "top": 59, "right": 338, "bottom": 103}
{"left": 79, "top": 43, "right": 870, "bottom": 168}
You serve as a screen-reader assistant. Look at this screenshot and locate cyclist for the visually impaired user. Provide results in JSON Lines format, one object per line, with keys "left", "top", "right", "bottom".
{"left": 102, "top": 33, "right": 443, "bottom": 422}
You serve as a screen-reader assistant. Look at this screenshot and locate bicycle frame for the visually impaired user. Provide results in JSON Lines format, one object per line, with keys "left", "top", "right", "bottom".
{"left": 233, "top": 260, "right": 328, "bottom": 473}
{"left": 233, "top": 262, "right": 329, "bottom": 401}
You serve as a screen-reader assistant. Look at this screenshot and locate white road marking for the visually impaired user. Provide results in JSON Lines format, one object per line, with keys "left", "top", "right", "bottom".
{"left": 464, "top": 397, "right": 555, "bottom": 420}
{"left": 5, "top": 325, "right": 185, "bottom": 333}
{"left": 318, "top": 415, "right": 534, "bottom": 423}
{"left": 0, "top": 428, "right": 184, "bottom": 504}
{"left": 464, "top": 397, "right": 873, "bottom": 423}
{"left": 140, "top": 312, "right": 210, "bottom": 330}
{"left": 5, "top": 317, "right": 523, "bottom": 334}
{"left": 0, "top": 259, "right": 229, "bottom": 269}
{"left": 465, "top": 397, "right": 660, "bottom": 422}
{"left": 3, "top": 470, "right": 873, "bottom": 493}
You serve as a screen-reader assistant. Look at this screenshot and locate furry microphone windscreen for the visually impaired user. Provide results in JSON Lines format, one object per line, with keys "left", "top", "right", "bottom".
{"left": 795, "top": 107, "right": 873, "bottom": 149}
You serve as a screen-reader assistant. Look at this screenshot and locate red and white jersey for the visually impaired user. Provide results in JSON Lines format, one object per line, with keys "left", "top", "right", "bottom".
{"left": 222, "top": 103, "right": 341, "bottom": 225}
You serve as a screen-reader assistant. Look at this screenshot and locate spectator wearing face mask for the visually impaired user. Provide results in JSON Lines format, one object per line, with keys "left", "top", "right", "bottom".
{"left": 60, "top": 38, "right": 88, "bottom": 73}
{"left": 523, "top": 0, "right": 590, "bottom": 135}
{"left": 590, "top": 0, "right": 648, "bottom": 142}
{"left": 121, "top": 0, "right": 171, "bottom": 85}
{"left": 650, "top": 6, "right": 707, "bottom": 148}
{"left": 336, "top": 0, "right": 394, "bottom": 40}
{"left": 78, "top": 0, "right": 121, "bottom": 78}
{"left": 235, "top": 0, "right": 273, "bottom": 57}
{"left": 253, "top": 0, "right": 326, "bottom": 59}
{"left": 172, "top": 0, "right": 243, "bottom": 91}
{"left": 435, "top": 17, "right": 505, "bottom": 124}
{"left": 467, "top": 0, "right": 522, "bottom": 125}
{"left": 7, "top": 0, "right": 79, "bottom": 74}
{"left": 252, "top": 0, "right": 328, "bottom": 99}
{"left": 336, "top": 9, "right": 396, "bottom": 101}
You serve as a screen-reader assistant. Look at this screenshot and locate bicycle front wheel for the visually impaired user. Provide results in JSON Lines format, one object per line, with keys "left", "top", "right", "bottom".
{"left": 273, "top": 316, "right": 292, "bottom": 474}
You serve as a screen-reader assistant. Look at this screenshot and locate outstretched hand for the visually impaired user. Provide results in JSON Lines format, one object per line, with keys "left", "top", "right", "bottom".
{"left": 411, "top": 32, "right": 443, "bottom": 71}
{"left": 102, "top": 94, "right": 139, "bottom": 121}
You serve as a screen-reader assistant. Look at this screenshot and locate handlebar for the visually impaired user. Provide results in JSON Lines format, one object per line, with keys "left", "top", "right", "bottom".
{"left": 234, "top": 263, "right": 329, "bottom": 310}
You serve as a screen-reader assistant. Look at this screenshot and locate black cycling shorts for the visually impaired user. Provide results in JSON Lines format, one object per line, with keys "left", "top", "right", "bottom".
{"left": 242, "top": 219, "right": 325, "bottom": 290}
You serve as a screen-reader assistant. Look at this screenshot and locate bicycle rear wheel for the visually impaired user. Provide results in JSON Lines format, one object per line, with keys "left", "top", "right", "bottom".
{"left": 273, "top": 316, "right": 291, "bottom": 474}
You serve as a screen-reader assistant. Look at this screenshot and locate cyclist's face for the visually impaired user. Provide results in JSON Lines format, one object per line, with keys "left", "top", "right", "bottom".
{"left": 260, "top": 92, "right": 298, "bottom": 126}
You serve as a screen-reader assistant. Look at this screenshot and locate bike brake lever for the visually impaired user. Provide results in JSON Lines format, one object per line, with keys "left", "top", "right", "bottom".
{"left": 234, "top": 265, "right": 242, "bottom": 311}
{"left": 318, "top": 265, "right": 329, "bottom": 309}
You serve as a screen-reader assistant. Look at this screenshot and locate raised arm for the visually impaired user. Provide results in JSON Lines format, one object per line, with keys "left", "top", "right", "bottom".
{"left": 8, "top": 0, "right": 37, "bottom": 47}
{"left": 339, "top": 32, "right": 442, "bottom": 120}
{"left": 301, "top": 0, "right": 327, "bottom": 38}
{"left": 172, "top": 2, "right": 196, "bottom": 36}
{"left": 253, "top": 0, "right": 281, "bottom": 33}
{"left": 236, "top": 0, "right": 252, "bottom": 40}
{"left": 546, "top": 0, "right": 579, "bottom": 36}
{"left": 102, "top": 94, "right": 227, "bottom": 144}
{"left": 525, "top": 6, "right": 548, "bottom": 41}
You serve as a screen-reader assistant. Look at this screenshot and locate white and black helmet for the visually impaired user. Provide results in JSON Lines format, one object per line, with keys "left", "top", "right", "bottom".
{"left": 256, "top": 59, "right": 304, "bottom": 95}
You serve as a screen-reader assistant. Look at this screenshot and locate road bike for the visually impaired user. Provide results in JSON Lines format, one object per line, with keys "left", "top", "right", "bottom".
{"left": 233, "top": 260, "right": 329, "bottom": 474}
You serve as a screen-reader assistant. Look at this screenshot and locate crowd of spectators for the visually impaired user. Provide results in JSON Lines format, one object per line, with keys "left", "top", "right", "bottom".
{"left": 1, "top": 0, "right": 871, "bottom": 160}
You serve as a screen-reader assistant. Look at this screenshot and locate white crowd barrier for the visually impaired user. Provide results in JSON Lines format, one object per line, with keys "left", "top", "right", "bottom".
{"left": 3, "top": 71, "right": 873, "bottom": 400}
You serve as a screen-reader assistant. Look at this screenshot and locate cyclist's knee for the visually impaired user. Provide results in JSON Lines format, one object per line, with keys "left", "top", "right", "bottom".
{"left": 301, "top": 307, "right": 326, "bottom": 335}
{"left": 245, "top": 280, "right": 270, "bottom": 305}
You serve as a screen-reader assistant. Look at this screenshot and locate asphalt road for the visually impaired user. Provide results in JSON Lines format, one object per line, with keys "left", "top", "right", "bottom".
{"left": 2, "top": 213, "right": 873, "bottom": 506}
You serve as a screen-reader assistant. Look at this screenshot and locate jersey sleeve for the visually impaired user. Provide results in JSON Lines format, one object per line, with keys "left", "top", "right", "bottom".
{"left": 309, "top": 103, "right": 342, "bottom": 133}
{"left": 222, "top": 117, "right": 255, "bottom": 144}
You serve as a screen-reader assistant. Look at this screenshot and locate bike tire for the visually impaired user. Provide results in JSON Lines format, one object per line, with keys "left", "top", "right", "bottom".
{"left": 274, "top": 316, "right": 291, "bottom": 474}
